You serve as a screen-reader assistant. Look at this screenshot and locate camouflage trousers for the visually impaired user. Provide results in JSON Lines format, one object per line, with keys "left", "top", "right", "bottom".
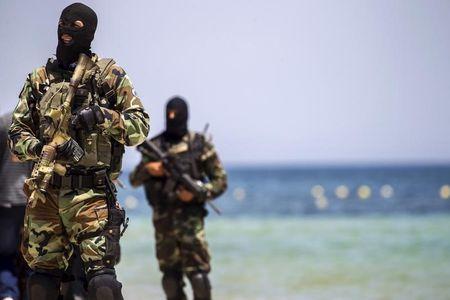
{"left": 21, "top": 185, "right": 112, "bottom": 274}
{"left": 152, "top": 206, "right": 210, "bottom": 274}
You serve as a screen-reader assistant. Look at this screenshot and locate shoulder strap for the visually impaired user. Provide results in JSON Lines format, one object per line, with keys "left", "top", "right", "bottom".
{"left": 96, "top": 58, "right": 117, "bottom": 107}
{"left": 96, "top": 58, "right": 116, "bottom": 80}
{"left": 45, "top": 58, "right": 69, "bottom": 84}
{"left": 191, "top": 132, "right": 205, "bottom": 151}
{"left": 188, "top": 132, "right": 205, "bottom": 178}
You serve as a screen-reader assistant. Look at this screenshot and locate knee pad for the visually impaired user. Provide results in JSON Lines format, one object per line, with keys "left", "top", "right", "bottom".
{"left": 87, "top": 269, "right": 123, "bottom": 300}
{"left": 27, "top": 269, "right": 62, "bottom": 300}
{"left": 162, "top": 270, "right": 187, "bottom": 300}
{"left": 188, "top": 272, "right": 211, "bottom": 300}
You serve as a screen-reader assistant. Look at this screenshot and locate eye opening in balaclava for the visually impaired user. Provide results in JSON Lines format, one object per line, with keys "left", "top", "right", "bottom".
{"left": 165, "top": 96, "right": 189, "bottom": 141}
{"left": 56, "top": 2, "right": 97, "bottom": 69}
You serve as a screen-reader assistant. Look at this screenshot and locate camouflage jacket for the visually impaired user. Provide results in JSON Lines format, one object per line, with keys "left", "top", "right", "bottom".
{"left": 9, "top": 54, "right": 150, "bottom": 177}
{"left": 129, "top": 131, "right": 227, "bottom": 208}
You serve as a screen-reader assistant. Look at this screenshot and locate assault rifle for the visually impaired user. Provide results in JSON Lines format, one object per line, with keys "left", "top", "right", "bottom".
{"left": 29, "top": 53, "right": 94, "bottom": 196}
{"left": 137, "top": 140, "right": 221, "bottom": 215}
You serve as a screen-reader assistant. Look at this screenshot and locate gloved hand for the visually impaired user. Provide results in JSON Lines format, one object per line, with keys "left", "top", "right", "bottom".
{"left": 71, "top": 105, "right": 105, "bottom": 132}
{"left": 57, "top": 138, "right": 84, "bottom": 162}
{"left": 29, "top": 141, "right": 43, "bottom": 157}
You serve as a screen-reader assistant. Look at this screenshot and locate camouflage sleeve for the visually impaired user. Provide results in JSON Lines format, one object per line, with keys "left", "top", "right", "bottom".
{"left": 98, "top": 65, "right": 150, "bottom": 146}
{"left": 201, "top": 139, "right": 228, "bottom": 199}
{"left": 8, "top": 74, "right": 42, "bottom": 161}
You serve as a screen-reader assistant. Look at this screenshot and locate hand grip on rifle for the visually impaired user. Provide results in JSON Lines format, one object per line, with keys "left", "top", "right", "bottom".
{"left": 137, "top": 140, "right": 207, "bottom": 199}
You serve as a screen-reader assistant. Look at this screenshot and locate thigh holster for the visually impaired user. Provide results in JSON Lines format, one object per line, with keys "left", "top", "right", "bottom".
{"left": 78, "top": 205, "right": 127, "bottom": 271}
{"left": 102, "top": 206, "right": 126, "bottom": 267}
{"left": 69, "top": 169, "right": 128, "bottom": 270}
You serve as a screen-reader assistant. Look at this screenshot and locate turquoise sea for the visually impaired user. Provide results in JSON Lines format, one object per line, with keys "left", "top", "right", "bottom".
{"left": 116, "top": 166, "right": 450, "bottom": 299}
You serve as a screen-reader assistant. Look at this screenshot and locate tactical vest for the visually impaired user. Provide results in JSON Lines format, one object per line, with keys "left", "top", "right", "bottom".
{"left": 143, "top": 132, "right": 206, "bottom": 208}
{"left": 28, "top": 57, "right": 124, "bottom": 178}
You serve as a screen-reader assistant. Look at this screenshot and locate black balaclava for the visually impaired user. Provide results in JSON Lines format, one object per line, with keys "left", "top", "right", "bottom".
{"left": 164, "top": 97, "right": 189, "bottom": 141}
{"left": 56, "top": 3, "right": 97, "bottom": 68}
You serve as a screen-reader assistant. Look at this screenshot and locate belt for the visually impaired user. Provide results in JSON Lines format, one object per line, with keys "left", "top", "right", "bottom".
{"left": 50, "top": 169, "right": 108, "bottom": 189}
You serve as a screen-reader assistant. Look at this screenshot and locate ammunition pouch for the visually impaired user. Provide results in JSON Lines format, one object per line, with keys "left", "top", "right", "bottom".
{"left": 56, "top": 138, "right": 84, "bottom": 163}
{"left": 50, "top": 168, "right": 108, "bottom": 189}
{"left": 109, "top": 140, "right": 124, "bottom": 179}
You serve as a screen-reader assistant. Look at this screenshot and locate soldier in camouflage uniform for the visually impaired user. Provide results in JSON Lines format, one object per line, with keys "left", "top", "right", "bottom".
{"left": 130, "top": 97, "right": 227, "bottom": 300}
{"left": 8, "top": 3, "right": 149, "bottom": 300}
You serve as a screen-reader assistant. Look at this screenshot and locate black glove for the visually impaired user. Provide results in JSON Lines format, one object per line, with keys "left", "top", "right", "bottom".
{"left": 71, "top": 105, "right": 105, "bottom": 132}
{"left": 30, "top": 141, "right": 43, "bottom": 157}
{"left": 57, "top": 139, "right": 84, "bottom": 162}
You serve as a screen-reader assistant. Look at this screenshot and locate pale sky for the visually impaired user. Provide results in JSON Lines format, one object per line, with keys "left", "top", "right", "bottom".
{"left": 1, "top": 0, "right": 450, "bottom": 166}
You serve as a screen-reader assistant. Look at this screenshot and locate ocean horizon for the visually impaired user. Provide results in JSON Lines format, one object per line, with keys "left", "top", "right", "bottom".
{"left": 118, "top": 164, "right": 450, "bottom": 217}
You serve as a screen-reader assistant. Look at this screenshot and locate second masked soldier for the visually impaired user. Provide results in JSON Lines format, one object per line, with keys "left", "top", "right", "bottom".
{"left": 130, "top": 97, "right": 227, "bottom": 300}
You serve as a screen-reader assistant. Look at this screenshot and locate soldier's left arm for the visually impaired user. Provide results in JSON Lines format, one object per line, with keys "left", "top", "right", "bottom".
{"left": 201, "top": 139, "right": 228, "bottom": 199}
{"left": 98, "top": 65, "right": 150, "bottom": 146}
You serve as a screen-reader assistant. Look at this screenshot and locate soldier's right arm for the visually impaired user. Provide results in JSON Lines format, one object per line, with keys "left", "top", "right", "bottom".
{"left": 129, "top": 147, "right": 162, "bottom": 187}
{"left": 8, "top": 74, "right": 42, "bottom": 161}
{"left": 129, "top": 158, "right": 151, "bottom": 187}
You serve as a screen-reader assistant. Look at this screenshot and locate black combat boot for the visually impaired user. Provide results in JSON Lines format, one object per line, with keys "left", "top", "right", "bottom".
{"left": 87, "top": 268, "right": 123, "bottom": 300}
{"left": 162, "top": 270, "right": 187, "bottom": 300}
{"left": 27, "top": 269, "right": 62, "bottom": 300}
{"left": 188, "top": 272, "right": 211, "bottom": 300}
